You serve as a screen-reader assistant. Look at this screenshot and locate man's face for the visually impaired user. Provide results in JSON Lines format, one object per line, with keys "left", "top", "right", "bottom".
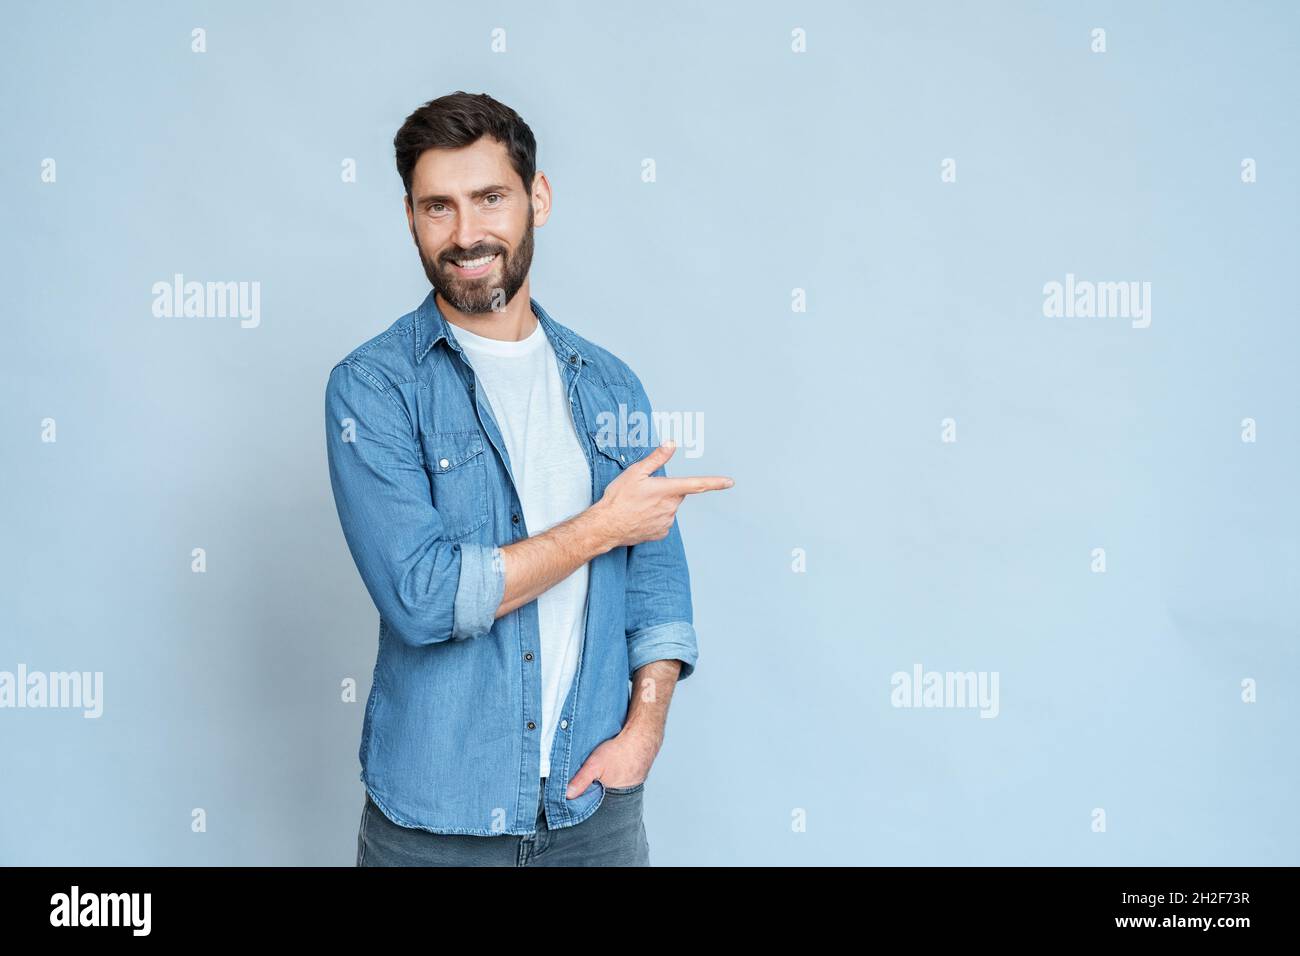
{"left": 405, "top": 136, "right": 544, "bottom": 314}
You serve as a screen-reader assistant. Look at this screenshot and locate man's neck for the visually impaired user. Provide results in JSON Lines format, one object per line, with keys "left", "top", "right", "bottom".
{"left": 437, "top": 283, "right": 537, "bottom": 342}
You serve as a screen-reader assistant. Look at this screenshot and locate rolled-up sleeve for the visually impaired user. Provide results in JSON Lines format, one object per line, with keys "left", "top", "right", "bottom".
{"left": 452, "top": 542, "right": 505, "bottom": 639}
{"left": 622, "top": 370, "right": 700, "bottom": 681}
{"left": 325, "top": 361, "right": 505, "bottom": 646}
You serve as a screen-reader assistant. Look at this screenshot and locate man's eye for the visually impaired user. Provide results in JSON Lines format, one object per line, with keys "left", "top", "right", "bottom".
{"left": 485, "top": 194, "right": 501, "bottom": 205}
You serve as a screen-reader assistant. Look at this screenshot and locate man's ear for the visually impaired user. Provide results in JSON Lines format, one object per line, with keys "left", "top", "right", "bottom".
{"left": 530, "top": 171, "right": 553, "bottom": 228}
{"left": 404, "top": 194, "right": 417, "bottom": 243}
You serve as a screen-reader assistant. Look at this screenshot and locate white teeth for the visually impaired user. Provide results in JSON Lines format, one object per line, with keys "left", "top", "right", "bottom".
{"left": 454, "top": 254, "right": 497, "bottom": 269}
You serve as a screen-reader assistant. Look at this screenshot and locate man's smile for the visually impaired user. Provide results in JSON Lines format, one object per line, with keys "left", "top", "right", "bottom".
{"left": 447, "top": 252, "right": 499, "bottom": 277}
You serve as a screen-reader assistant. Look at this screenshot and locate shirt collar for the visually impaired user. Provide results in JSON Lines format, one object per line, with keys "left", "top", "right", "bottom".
{"left": 413, "top": 288, "right": 586, "bottom": 369}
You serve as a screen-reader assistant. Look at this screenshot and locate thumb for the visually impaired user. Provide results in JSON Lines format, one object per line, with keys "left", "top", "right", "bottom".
{"left": 635, "top": 439, "right": 677, "bottom": 472}
{"left": 567, "top": 761, "right": 597, "bottom": 799}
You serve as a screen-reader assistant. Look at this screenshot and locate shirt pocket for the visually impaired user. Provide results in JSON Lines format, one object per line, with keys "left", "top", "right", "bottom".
{"left": 422, "top": 429, "right": 491, "bottom": 540}
{"left": 590, "top": 431, "right": 655, "bottom": 495}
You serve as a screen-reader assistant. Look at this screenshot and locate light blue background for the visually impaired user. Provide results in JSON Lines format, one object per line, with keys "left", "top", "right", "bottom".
{"left": 2, "top": 1, "right": 1296, "bottom": 865}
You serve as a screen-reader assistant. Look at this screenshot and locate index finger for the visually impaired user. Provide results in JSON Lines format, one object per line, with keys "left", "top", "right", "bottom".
{"left": 655, "top": 475, "right": 734, "bottom": 495}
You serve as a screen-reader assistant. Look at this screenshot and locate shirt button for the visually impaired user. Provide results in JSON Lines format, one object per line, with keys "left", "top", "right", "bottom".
{"left": 560, "top": 719, "right": 568, "bottom": 730}
{"left": 439, "top": 458, "right": 450, "bottom": 469}
{"left": 512, "top": 514, "right": 520, "bottom": 524}
{"left": 524, "top": 651, "right": 533, "bottom": 661}
{"left": 526, "top": 721, "right": 536, "bottom": 730}
{"left": 620, "top": 453, "right": 626, "bottom": 461}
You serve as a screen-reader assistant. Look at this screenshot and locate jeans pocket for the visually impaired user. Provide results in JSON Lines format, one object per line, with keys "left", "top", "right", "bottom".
{"left": 602, "top": 780, "right": 645, "bottom": 795}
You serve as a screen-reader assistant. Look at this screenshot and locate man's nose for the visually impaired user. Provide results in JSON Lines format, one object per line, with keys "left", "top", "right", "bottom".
{"left": 453, "top": 207, "right": 489, "bottom": 252}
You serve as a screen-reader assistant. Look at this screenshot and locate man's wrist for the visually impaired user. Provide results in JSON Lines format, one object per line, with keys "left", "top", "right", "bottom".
{"left": 618, "top": 720, "right": 664, "bottom": 757}
{"left": 576, "top": 499, "right": 617, "bottom": 557}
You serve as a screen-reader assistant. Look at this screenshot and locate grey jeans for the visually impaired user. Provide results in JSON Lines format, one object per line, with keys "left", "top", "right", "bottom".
{"left": 356, "top": 778, "right": 651, "bottom": 866}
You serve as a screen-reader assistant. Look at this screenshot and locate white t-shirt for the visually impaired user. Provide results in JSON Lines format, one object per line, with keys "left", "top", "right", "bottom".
{"left": 449, "top": 318, "right": 592, "bottom": 779}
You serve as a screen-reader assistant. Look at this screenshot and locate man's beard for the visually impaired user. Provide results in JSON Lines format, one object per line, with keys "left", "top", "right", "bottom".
{"left": 417, "top": 207, "right": 535, "bottom": 314}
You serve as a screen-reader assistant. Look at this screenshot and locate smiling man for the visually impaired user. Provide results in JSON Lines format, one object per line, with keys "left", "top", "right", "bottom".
{"left": 325, "top": 91, "right": 732, "bottom": 866}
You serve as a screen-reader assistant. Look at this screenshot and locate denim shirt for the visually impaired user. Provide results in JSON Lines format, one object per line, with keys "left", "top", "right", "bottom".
{"left": 325, "top": 289, "right": 699, "bottom": 836}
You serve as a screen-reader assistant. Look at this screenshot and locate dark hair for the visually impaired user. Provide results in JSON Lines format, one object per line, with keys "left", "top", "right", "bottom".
{"left": 393, "top": 91, "right": 537, "bottom": 200}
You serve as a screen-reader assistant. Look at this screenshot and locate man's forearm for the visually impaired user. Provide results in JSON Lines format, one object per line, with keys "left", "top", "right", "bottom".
{"left": 494, "top": 503, "right": 614, "bottom": 618}
{"left": 621, "top": 659, "right": 681, "bottom": 753}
